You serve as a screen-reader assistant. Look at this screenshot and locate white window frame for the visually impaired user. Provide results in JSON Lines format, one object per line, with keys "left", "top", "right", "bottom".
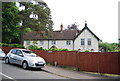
{"left": 66, "top": 40, "right": 71, "bottom": 45}
{"left": 40, "top": 41, "right": 44, "bottom": 45}
{"left": 81, "top": 39, "right": 85, "bottom": 46}
{"left": 51, "top": 40, "right": 56, "bottom": 45}
{"left": 26, "top": 41, "right": 30, "bottom": 46}
{"left": 88, "top": 38, "right": 92, "bottom": 46}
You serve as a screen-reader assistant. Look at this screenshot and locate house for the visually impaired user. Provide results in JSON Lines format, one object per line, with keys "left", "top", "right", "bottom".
{"left": 118, "top": 23, "right": 120, "bottom": 50}
{"left": 23, "top": 22, "right": 100, "bottom": 52}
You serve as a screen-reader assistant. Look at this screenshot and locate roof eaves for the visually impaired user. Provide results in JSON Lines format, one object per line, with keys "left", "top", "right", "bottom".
{"left": 73, "top": 27, "right": 100, "bottom": 41}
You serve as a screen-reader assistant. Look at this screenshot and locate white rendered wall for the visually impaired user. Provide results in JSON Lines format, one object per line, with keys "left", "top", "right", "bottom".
{"left": 49, "top": 40, "right": 73, "bottom": 50}
{"left": 74, "top": 29, "right": 99, "bottom": 52}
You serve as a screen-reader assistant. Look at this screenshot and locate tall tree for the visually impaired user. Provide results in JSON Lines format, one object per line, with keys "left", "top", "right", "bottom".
{"left": 2, "top": 2, "right": 20, "bottom": 44}
{"left": 18, "top": 1, "right": 53, "bottom": 45}
{"left": 67, "top": 22, "right": 78, "bottom": 30}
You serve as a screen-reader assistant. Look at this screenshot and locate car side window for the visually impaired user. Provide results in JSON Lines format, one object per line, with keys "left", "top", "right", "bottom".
{"left": 16, "top": 50, "right": 22, "bottom": 56}
{"left": 11, "top": 49, "right": 17, "bottom": 54}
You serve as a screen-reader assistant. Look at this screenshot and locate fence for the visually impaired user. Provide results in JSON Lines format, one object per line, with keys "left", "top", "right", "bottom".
{"left": 0, "top": 47, "right": 14, "bottom": 54}
{"left": 33, "top": 50, "right": 120, "bottom": 75}
{"left": 1, "top": 47, "right": 120, "bottom": 75}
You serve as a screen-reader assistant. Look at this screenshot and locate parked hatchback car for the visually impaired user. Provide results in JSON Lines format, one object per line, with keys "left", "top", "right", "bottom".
{"left": 5, "top": 48, "right": 46, "bottom": 69}
{"left": 0, "top": 48, "right": 6, "bottom": 60}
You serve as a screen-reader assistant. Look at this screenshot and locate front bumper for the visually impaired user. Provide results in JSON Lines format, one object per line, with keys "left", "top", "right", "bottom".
{"left": 29, "top": 62, "right": 45, "bottom": 68}
{"left": 0, "top": 57, "right": 5, "bottom": 60}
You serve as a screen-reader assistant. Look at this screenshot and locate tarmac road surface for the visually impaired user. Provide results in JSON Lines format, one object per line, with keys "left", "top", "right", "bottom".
{"left": 0, "top": 60, "right": 119, "bottom": 81}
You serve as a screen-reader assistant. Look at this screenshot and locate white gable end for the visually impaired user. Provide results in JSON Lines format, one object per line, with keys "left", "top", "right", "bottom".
{"left": 74, "top": 29, "right": 99, "bottom": 51}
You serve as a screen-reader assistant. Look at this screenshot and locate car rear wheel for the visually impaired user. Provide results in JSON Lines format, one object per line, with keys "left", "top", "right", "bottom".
{"left": 5, "top": 58, "right": 10, "bottom": 64}
{"left": 22, "top": 61, "right": 28, "bottom": 70}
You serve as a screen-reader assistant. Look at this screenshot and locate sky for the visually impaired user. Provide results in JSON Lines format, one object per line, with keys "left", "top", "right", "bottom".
{"left": 43, "top": 0, "right": 119, "bottom": 43}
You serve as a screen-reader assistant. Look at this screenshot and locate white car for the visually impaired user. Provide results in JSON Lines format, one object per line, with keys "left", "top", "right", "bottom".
{"left": 5, "top": 48, "right": 46, "bottom": 69}
{"left": 0, "top": 48, "right": 6, "bottom": 59}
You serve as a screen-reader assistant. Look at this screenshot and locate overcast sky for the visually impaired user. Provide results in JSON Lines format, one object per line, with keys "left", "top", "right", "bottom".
{"left": 43, "top": 0, "right": 119, "bottom": 43}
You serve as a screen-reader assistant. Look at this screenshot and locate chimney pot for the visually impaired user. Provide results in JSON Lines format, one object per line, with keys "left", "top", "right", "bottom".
{"left": 60, "top": 24, "right": 63, "bottom": 31}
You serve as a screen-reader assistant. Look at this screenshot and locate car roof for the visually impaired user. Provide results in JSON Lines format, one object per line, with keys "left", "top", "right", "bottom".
{"left": 11, "top": 48, "right": 30, "bottom": 51}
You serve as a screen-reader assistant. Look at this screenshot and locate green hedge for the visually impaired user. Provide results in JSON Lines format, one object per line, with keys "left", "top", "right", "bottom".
{"left": 27, "top": 45, "right": 69, "bottom": 51}
{"left": 0, "top": 43, "right": 24, "bottom": 48}
{"left": 48, "top": 48, "right": 58, "bottom": 51}
{"left": 58, "top": 48, "right": 69, "bottom": 51}
{"left": 84, "top": 50, "right": 90, "bottom": 52}
{"left": 27, "top": 45, "right": 46, "bottom": 50}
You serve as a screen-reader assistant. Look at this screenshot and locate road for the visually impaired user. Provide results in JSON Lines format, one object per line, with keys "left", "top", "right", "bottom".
{"left": 0, "top": 60, "right": 68, "bottom": 80}
{"left": 0, "top": 59, "right": 119, "bottom": 81}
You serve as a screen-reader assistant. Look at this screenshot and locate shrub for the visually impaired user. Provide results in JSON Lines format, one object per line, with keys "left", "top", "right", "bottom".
{"left": 1, "top": 43, "right": 24, "bottom": 48}
{"left": 48, "top": 48, "right": 58, "bottom": 51}
{"left": 27, "top": 45, "right": 39, "bottom": 50}
{"left": 84, "top": 50, "right": 89, "bottom": 52}
{"left": 71, "top": 50, "right": 77, "bottom": 51}
{"left": 59, "top": 48, "right": 69, "bottom": 51}
{"left": 8, "top": 44, "right": 24, "bottom": 48}
{"left": 36, "top": 47, "right": 45, "bottom": 50}
{"left": 27, "top": 45, "right": 46, "bottom": 50}
{"left": 2, "top": 43, "right": 9, "bottom": 47}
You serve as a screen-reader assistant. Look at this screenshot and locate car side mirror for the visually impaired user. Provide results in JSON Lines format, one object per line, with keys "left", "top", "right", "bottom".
{"left": 19, "top": 54, "right": 23, "bottom": 57}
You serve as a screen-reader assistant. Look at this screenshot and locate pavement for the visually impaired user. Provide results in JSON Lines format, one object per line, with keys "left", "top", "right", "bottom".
{"left": 43, "top": 65, "right": 120, "bottom": 79}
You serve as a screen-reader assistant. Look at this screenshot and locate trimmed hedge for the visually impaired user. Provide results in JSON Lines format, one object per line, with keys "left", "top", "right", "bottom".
{"left": 0, "top": 43, "right": 24, "bottom": 48}
{"left": 27, "top": 45, "right": 46, "bottom": 50}
{"left": 58, "top": 48, "right": 69, "bottom": 51}
{"left": 27, "top": 45, "right": 69, "bottom": 51}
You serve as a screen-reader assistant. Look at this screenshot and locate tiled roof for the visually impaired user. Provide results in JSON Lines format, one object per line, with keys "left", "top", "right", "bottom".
{"left": 24, "top": 30, "right": 81, "bottom": 40}
{"left": 24, "top": 26, "right": 100, "bottom": 41}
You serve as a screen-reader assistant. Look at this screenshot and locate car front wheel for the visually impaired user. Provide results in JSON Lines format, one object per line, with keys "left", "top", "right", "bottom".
{"left": 22, "top": 61, "right": 28, "bottom": 70}
{"left": 5, "top": 58, "right": 10, "bottom": 64}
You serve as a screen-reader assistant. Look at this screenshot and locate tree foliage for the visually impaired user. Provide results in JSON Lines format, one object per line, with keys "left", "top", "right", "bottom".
{"left": 18, "top": 1, "right": 53, "bottom": 44}
{"left": 67, "top": 22, "right": 79, "bottom": 30}
{"left": 2, "top": 1, "right": 53, "bottom": 44}
{"left": 2, "top": 2, "right": 20, "bottom": 43}
{"left": 99, "top": 42, "right": 118, "bottom": 52}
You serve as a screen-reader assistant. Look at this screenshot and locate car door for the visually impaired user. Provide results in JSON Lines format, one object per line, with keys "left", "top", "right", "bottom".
{"left": 15, "top": 50, "right": 24, "bottom": 65}
{"left": 9, "top": 49, "right": 17, "bottom": 64}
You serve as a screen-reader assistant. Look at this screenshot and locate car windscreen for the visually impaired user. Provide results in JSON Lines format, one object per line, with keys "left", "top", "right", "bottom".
{"left": 0, "top": 50, "right": 4, "bottom": 53}
{"left": 22, "top": 50, "right": 38, "bottom": 57}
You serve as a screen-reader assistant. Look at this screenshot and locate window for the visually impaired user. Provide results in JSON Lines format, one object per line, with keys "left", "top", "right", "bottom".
{"left": 51, "top": 40, "right": 56, "bottom": 45}
{"left": 26, "top": 41, "right": 30, "bottom": 45}
{"left": 23, "top": 50, "right": 38, "bottom": 57}
{"left": 88, "top": 39, "right": 91, "bottom": 46}
{"left": 66, "top": 40, "right": 71, "bottom": 45}
{"left": 23, "top": 50, "right": 34, "bottom": 54}
{"left": 40, "top": 41, "right": 44, "bottom": 45}
{"left": 16, "top": 50, "right": 22, "bottom": 55}
{"left": 11, "top": 49, "right": 17, "bottom": 54}
{"left": 119, "top": 39, "right": 120, "bottom": 43}
{"left": 81, "top": 39, "right": 85, "bottom": 45}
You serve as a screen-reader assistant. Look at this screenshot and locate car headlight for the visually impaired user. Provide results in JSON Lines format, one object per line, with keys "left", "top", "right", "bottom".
{"left": 29, "top": 59, "right": 36, "bottom": 63}
{"left": 40, "top": 59, "right": 45, "bottom": 63}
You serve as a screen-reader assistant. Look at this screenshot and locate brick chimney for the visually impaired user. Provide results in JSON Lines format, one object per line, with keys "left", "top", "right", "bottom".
{"left": 60, "top": 23, "right": 63, "bottom": 31}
